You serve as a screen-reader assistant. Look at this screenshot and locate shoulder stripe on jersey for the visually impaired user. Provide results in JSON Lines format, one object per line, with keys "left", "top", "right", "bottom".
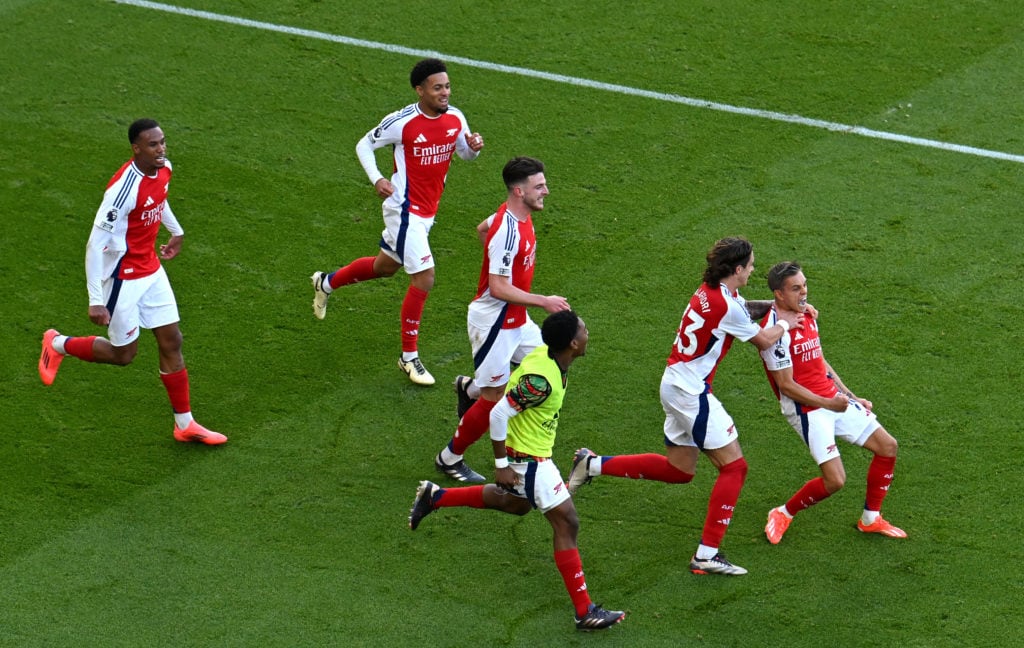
{"left": 502, "top": 212, "right": 517, "bottom": 252}
{"left": 379, "top": 104, "right": 418, "bottom": 130}
{"left": 111, "top": 166, "right": 141, "bottom": 210}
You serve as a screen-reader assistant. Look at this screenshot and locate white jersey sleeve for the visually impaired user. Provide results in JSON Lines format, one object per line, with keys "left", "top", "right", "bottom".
{"left": 355, "top": 104, "right": 417, "bottom": 186}
{"left": 759, "top": 308, "right": 793, "bottom": 371}
{"left": 85, "top": 176, "right": 136, "bottom": 305}
{"left": 486, "top": 211, "right": 517, "bottom": 278}
{"left": 452, "top": 109, "right": 479, "bottom": 162}
{"left": 161, "top": 202, "right": 183, "bottom": 236}
{"left": 720, "top": 292, "right": 761, "bottom": 342}
{"left": 355, "top": 132, "right": 385, "bottom": 186}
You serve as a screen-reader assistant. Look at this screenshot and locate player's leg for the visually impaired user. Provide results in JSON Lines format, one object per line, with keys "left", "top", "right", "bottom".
{"left": 569, "top": 378, "right": 699, "bottom": 493}
{"left": 39, "top": 277, "right": 150, "bottom": 383}
{"left": 153, "top": 323, "right": 223, "bottom": 445}
{"left": 40, "top": 330, "right": 138, "bottom": 377}
{"left": 143, "top": 273, "right": 225, "bottom": 445}
{"left": 328, "top": 252, "right": 394, "bottom": 289}
{"left": 536, "top": 462, "right": 624, "bottom": 630}
{"left": 408, "top": 476, "right": 532, "bottom": 531}
{"left": 856, "top": 423, "right": 905, "bottom": 537}
{"left": 310, "top": 256, "right": 381, "bottom": 319}
{"left": 766, "top": 408, "right": 841, "bottom": 544}
{"left": 690, "top": 437, "right": 748, "bottom": 575}
{"left": 310, "top": 204, "right": 405, "bottom": 319}
{"left": 397, "top": 265, "right": 435, "bottom": 385}
{"left": 567, "top": 445, "right": 695, "bottom": 494}
{"left": 434, "top": 384, "right": 499, "bottom": 484}
{"left": 685, "top": 390, "right": 748, "bottom": 575}
{"left": 436, "top": 326, "right": 521, "bottom": 482}
{"left": 385, "top": 215, "right": 436, "bottom": 384}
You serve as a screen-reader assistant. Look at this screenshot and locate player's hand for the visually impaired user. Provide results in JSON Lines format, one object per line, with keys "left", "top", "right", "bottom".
{"left": 159, "top": 234, "right": 183, "bottom": 260}
{"left": 543, "top": 295, "right": 571, "bottom": 314}
{"left": 825, "top": 394, "right": 849, "bottom": 412}
{"left": 495, "top": 466, "right": 518, "bottom": 490}
{"left": 88, "top": 305, "right": 111, "bottom": 326}
{"left": 374, "top": 178, "right": 395, "bottom": 199}
{"left": 779, "top": 310, "right": 803, "bottom": 331}
{"left": 852, "top": 396, "right": 873, "bottom": 412}
{"left": 803, "top": 302, "right": 819, "bottom": 319}
{"left": 465, "top": 132, "right": 484, "bottom": 152}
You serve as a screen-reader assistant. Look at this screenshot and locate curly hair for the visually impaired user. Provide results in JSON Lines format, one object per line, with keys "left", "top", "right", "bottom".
{"left": 541, "top": 310, "right": 581, "bottom": 353}
{"left": 410, "top": 58, "right": 447, "bottom": 88}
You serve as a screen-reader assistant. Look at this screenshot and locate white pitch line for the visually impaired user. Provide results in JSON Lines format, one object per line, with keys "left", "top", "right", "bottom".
{"left": 115, "top": 0, "right": 1024, "bottom": 164}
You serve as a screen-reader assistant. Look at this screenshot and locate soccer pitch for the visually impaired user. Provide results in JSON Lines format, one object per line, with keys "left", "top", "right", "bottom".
{"left": 2, "top": 1, "right": 1022, "bottom": 645}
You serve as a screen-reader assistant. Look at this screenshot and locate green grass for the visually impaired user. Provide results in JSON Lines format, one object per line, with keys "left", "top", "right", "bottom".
{"left": 3, "top": 1, "right": 1023, "bottom": 645}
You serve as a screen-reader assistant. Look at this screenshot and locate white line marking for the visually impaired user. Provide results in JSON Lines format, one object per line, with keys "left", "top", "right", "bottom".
{"left": 115, "top": 0, "right": 1024, "bottom": 164}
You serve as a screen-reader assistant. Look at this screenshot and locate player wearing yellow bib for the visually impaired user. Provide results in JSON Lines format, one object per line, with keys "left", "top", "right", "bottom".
{"left": 408, "top": 310, "right": 625, "bottom": 631}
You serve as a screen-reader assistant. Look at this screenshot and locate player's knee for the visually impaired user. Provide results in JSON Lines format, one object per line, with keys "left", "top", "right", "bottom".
{"left": 721, "top": 456, "right": 748, "bottom": 480}
{"left": 870, "top": 427, "right": 898, "bottom": 457}
{"left": 110, "top": 346, "right": 137, "bottom": 365}
{"left": 880, "top": 435, "right": 898, "bottom": 457}
{"left": 824, "top": 473, "right": 846, "bottom": 493}
{"left": 548, "top": 504, "right": 580, "bottom": 535}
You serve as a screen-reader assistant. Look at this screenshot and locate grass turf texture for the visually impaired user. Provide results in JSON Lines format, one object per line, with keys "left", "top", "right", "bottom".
{"left": 2, "top": 0, "right": 1023, "bottom": 645}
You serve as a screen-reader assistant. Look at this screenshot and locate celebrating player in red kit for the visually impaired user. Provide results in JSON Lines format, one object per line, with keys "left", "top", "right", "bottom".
{"left": 38, "top": 118, "right": 225, "bottom": 445}
{"left": 567, "top": 237, "right": 799, "bottom": 575}
{"left": 311, "top": 58, "right": 484, "bottom": 386}
{"left": 759, "top": 261, "right": 906, "bottom": 544}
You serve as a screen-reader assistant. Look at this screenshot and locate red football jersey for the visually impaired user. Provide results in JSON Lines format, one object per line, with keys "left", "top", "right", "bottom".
{"left": 92, "top": 160, "right": 173, "bottom": 280}
{"left": 760, "top": 308, "right": 838, "bottom": 410}
{"left": 364, "top": 103, "right": 473, "bottom": 218}
{"left": 467, "top": 203, "right": 537, "bottom": 330}
{"left": 665, "top": 282, "right": 761, "bottom": 394}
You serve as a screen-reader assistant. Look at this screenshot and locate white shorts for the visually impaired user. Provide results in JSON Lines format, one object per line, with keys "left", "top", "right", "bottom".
{"left": 660, "top": 378, "right": 739, "bottom": 451}
{"left": 104, "top": 265, "right": 179, "bottom": 347}
{"left": 379, "top": 203, "right": 435, "bottom": 274}
{"left": 505, "top": 457, "right": 570, "bottom": 514}
{"left": 467, "top": 319, "right": 542, "bottom": 389}
{"left": 787, "top": 399, "right": 879, "bottom": 465}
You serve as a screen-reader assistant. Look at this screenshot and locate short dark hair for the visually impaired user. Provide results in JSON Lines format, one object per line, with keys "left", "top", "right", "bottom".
{"left": 502, "top": 156, "right": 545, "bottom": 189}
{"left": 410, "top": 58, "right": 447, "bottom": 88}
{"left": 541, "top": 310, "right": 581, "bottom": 353}
{"left": 702, "top": 237, "right": 753, "bottom": 287}
{"left": 128, "top": 118, "right": 160, "bottom": 144}
{"left": 767, "top": 261, "right": 802, "bottom": 292}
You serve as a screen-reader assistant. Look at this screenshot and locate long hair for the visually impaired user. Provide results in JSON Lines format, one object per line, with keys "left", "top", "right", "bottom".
{"left": 702, "top": 237, "right": 752, "bottom": 287}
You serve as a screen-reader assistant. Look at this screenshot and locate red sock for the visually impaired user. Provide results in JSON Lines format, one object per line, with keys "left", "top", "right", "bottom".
{"left": 701, "top": 457, "right": 748, "bottom": 548}
{"left": 64, "top": 336, "right": 97, "bottom": 362}
{"left": 865, "top": 455, "right": 896, "bottom": 511}
{"left": 554, "top": 548, "right": 592, "bottom": 617}
{"left": 601, "top": 454, "right": 694, "bottom": 483}
{"left": 785, "top": 477, "right": 831, "bottom": 515}
{"left": 450, "top": 398, "right": 497, "bottom": 455}
{"left": 401, "top": 285, "right": 429, "bottom": 354}
{"left": 327, "top": 256, "right": 377, "bottom": 289}
{"left": 435, "top": 485, "right": 486, "bottom": 509}
{"left": 159, "top": 368, "right": 191, "bottom": 414}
